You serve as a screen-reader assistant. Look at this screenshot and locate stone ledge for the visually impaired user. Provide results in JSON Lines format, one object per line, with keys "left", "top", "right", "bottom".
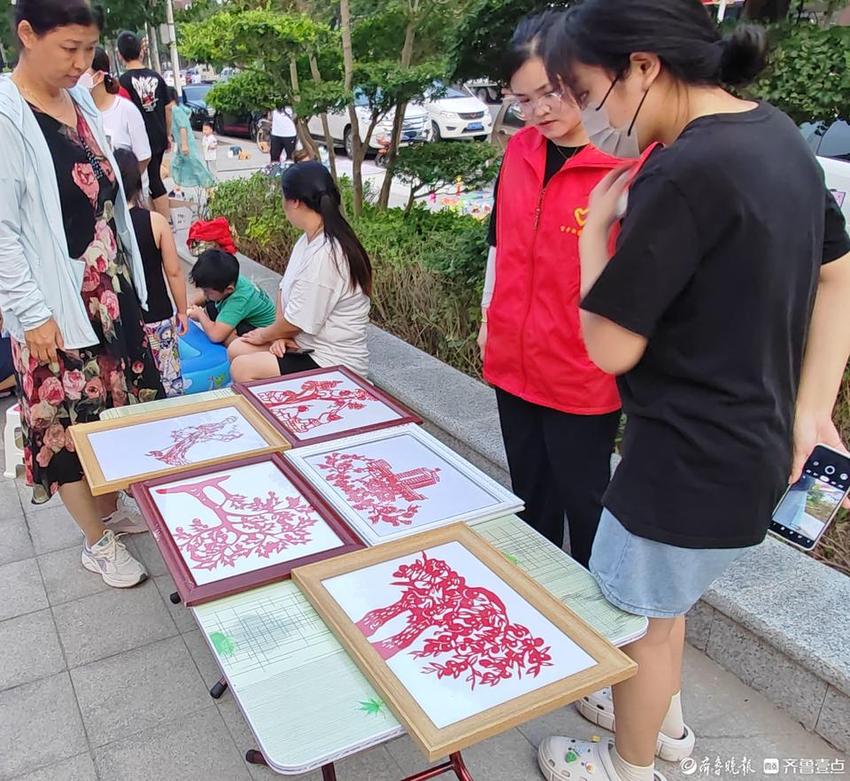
{"left": 176, "top": 229, "right": 850, "bottom": 751}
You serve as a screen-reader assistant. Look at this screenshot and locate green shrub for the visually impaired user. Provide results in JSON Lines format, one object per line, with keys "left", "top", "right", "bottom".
{"left": 209, "top": 173, "right": 488, "bottom": 376}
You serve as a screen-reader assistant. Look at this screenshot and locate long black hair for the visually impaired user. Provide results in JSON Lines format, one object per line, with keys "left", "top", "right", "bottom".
{"left": 544, "top": 0, "right": 768, "bottom": 93}
{"left": 91, "top": 47, "right": 119, "bottom": 95}
{"left": 13, "top": 0, "right": 103, "bottom": 39}
{"left": 502, "top": 9, "right": 569, "bottom": 85}
{"left": 113, "top": 147, "right": 143, "bottom": 206}
{"left": 281, "top": 162, "right": 372, "bottom": 297}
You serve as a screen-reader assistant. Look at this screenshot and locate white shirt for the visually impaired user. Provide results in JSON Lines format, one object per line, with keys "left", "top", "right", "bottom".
{"left": 271, "top": 108, "right": 296, "bottom": 138}
{"left": 202, "top": 133, "right": 218, "bottom": 162}
{"left": 280, "top": 233, "right": 370, "bottom": 377}
{"left": 100, "top": 95, "right": 151, "bottom": 162}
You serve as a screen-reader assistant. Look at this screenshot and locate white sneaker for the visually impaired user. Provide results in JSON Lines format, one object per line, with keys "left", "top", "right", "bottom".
{"left": 81, "top": 530, "right": 148, "bottom": 588}
{"left": 104, "top": 494, "right": 148, "bottom": 534}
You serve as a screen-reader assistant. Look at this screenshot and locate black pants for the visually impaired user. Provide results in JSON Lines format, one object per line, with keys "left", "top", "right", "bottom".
{"left": 496, "top": 388, "right": 620, "bottom": 567}
{"left": 148, "top": 149, "right": 167, "bottom": 200}
{"left": 270, "top": 135, "right": 297, "bottom": 163}
{"left": 277, "top": 352, "right": 320, "bottom": 375}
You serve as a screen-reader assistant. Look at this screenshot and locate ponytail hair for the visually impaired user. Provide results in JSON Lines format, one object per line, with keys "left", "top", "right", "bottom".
{"left": 113, "top": 147, "right": 142, "bottom": 206}
{"left": 545, "top": 0, "right": 768, "bottom": 93}
{"left": 91, "top": 47, "right": 120, "bottom": 95}
{"left": 281, "top": 161, "right": 372, "bottom": 296}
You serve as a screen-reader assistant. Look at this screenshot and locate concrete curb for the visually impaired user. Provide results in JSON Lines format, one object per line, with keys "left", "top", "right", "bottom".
{"left": 176, "top": 228, "right": 850, "bottom": 752}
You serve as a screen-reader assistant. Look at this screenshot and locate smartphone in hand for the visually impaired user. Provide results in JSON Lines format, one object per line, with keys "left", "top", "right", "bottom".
{"left": 770, "top": 444, "right": 850, "bottom": 551}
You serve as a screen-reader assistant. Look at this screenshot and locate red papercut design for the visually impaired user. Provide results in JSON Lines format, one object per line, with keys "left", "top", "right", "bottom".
{"left": 318, "top": 451, "right": 441, "bottom": 527}
{"left": 156, "top": 475, "right": 319, "bottom": 571}
{"left": 355, "top": 553, "right": 552, "bottom": 688}
{"left": 146, "top": 415, "right": 244, "bottom": 466}
{"left": 256, "top": 380, "right": 375, "bottom": 434}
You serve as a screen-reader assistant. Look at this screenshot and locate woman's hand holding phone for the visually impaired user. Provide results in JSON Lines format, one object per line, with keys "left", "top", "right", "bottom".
{"left": 791, "top": 413, "right": 850, "bottom": 509}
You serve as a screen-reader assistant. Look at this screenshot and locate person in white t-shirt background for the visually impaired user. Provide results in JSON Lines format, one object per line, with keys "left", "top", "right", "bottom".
{"left": 270, "top": 106, "right": 297, "bottom": 163}
{"left": 89, "top": 48, "right": 150, "bottom": 172}
{"left": 228, "top": 161, "right": 372, "bottom": 378}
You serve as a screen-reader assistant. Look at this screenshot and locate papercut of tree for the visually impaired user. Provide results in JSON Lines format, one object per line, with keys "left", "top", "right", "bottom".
{"left": 146, "top": 415, "right": 243, "bottom": 466}
{"left": 318, "top": 451, "right": 441, "bottom": 527}
{"left": 256, "top": 379, "right": 372, "bottom": 434}
{"left": 157, "top": 475, "right": 319, "bottom": 572}
{"left": 355, "top": 552, "right": 552, "bottom": 689}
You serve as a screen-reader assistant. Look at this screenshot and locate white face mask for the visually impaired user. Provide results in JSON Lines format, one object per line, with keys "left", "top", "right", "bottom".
{"left": 76, "top": 71, "right": 95, "bottom": 91}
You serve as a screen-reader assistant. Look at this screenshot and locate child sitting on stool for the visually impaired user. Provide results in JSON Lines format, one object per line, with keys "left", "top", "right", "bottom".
{"left": 187, "top": 249, "right": 277, "bottom": 346}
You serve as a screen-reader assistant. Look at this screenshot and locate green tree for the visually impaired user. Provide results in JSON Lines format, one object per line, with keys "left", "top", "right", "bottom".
{"left": 391, "top": 141, "right": 500, "bottom": 214}
{"left": 180, "top": 8, "right": 333, "bottom": 162}
{"left": 751, "top": 23, "right": 850, "bottom": 123}
{"left": 450, "top": 0, "right": 557, "bottom": 85}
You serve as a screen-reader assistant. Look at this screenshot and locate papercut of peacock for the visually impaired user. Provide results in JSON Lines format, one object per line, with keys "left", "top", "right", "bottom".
{"left": 355, "top": 552, "right": 553, "bottom": 690}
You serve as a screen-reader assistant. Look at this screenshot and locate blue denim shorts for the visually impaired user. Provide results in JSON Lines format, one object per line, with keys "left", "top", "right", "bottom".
{"left": 589, "top": 509, "right": 753, "bottom": 618}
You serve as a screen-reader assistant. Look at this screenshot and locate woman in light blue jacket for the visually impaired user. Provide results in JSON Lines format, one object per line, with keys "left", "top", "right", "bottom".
{"left": 0, "top": 0, "right": 165, "bottom": 588}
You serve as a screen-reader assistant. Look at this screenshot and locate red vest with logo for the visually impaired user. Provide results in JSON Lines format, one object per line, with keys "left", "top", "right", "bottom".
{"left": 484, "top": 127, "right": 624, "bottom": 414}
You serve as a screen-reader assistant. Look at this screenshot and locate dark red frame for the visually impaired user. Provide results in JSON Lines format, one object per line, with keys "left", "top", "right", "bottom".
{"left": 130, "top": 452, "right": 365, "bottom": 606}
{"left": 233, "top": 365, "right": 422, "bottom": 447}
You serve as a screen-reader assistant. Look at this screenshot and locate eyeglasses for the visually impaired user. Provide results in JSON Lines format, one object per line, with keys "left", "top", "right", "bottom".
{"left": 509, "top": 90, "right": 564, "bottom": 120}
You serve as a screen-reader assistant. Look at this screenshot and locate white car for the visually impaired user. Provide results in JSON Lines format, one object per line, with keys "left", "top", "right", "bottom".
{"left": 307, "top": 89, "right": 431, "bottom": 158}
{"left": 801, "top": 120, "right": 850, "bottom": 224}
{"left": 424, "top": 84, "right": 492, "bottom": 141}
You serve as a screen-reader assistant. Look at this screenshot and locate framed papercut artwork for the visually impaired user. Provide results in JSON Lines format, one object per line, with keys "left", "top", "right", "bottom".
{"left": 293, "top": 524, "right": 636, "bottom": 761}
{"left": 70, "top": 396, "right": 289, "bottom": 494}
{"left": 131, "top": 453, "right": 364, "bottom": 605}
{"left": 234, "top": 366, "right": 422, "bottom": 447}
{"left": 284, "top": 425, "right": 523, "bottom": 544}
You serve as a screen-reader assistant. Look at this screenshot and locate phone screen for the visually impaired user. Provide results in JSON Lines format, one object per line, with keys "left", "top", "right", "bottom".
{"left": 772, "top": 472, "right": 847, "bottom": 546}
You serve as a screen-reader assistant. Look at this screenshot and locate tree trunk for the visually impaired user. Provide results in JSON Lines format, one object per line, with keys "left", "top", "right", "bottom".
{"left": 340, "top": 0, "right": 364, "bottom": 215}
{"left": 308, "top": 53, "right": 339, "bottom": 184}
{"left": 289, "top": 57, "right": 320, "bottom": 158}
{"left": 377, "top": 17, "right": 418, "bottom": 210}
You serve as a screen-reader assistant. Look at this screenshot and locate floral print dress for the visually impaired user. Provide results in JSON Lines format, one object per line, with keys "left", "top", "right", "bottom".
{"left": 12, "top": 103, "right": 164, "bottom": 503}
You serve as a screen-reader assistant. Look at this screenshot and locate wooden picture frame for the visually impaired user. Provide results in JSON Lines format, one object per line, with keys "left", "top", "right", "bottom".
{"left": 234, "top": 365, "right": 422, "bottom": 447}
{"left": 71, "top": 396, "right": 290, "bottom": 495}
{"left": 284, "top": 425, "right": 523, "bottom": 545}
{"left": 293, "top": 524, "right": 636, "bottom": 761}
{"left": 131, "top": 453, "right": 364, "bottom": 606}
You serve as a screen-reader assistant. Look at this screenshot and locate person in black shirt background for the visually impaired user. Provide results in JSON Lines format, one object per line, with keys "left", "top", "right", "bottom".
{"left": 117, "top": 31, "right": 173, "bottom": 222}
{"left": 535, "top": 2, "right": 850, "bottom": 781}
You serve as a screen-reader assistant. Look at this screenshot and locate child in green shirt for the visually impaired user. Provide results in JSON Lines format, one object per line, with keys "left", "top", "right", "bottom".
{"left": 187, "top": 249, "right": 277, "bottom": 345}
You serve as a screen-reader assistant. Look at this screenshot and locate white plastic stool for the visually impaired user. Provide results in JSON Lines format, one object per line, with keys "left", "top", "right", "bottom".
{"left": 4, "top": 403, "right": 24, "bottom": 479}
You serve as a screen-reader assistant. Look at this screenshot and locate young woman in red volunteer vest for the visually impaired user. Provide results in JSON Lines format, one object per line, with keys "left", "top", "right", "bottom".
{"left": 535, "top": 2, "right": 850, "bottom": 780}
{"left": 480, "top": 10, "right": 635, "bottom": 567}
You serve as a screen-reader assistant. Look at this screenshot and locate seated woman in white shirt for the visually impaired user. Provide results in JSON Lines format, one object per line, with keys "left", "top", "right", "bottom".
{"left": 89, "top": 48, "right": 150, "bottom": 172}
{"left": 228, "top": 161, "right": 372, "bottom": 379}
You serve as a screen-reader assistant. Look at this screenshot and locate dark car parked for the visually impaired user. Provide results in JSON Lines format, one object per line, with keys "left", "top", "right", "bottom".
{"left": 213, "top": 109, "right": 265, "bottom": 141}
{"left": 180, "top": 83, "right": 215, "bottom": 130}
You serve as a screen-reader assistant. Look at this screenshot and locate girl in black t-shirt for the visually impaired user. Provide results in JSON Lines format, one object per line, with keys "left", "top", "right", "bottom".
{"left": 535, "top": 2, "right": 850, "bottom": 781}
{"left": 114, "top": 148, "right": 188, "bottom": 397}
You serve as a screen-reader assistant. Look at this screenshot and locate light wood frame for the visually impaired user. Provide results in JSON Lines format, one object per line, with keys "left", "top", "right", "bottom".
{"left": 285, "top": 424, "right": 524, "bottom": 545}
{"left": 293, "top": 523, "right": 637, "bottom": 761}
{"left": 71, "top": 396, "right": 290, "bottom": 495}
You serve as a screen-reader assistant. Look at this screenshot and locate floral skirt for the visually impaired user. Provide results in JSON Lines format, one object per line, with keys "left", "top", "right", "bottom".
{"left": 13, "top": 247, "right": 164, "bottom": 503}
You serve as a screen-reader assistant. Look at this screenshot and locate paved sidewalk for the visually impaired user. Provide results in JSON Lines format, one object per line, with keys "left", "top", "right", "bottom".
{"left": 0, "top": 395, "right": 847, "bottom": 781}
